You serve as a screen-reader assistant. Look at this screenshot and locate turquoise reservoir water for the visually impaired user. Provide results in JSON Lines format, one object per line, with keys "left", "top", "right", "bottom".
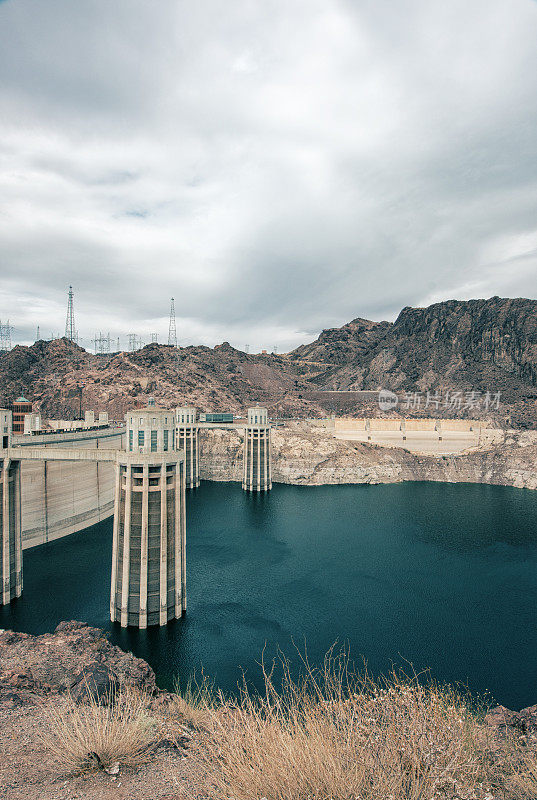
{"left": 2, "top": 481, "right": 537, "bottom": 709}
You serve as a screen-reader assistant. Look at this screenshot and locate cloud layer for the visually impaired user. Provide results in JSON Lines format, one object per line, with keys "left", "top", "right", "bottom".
{"left": 1, "top": 0, "right": 537, "bottom": 351}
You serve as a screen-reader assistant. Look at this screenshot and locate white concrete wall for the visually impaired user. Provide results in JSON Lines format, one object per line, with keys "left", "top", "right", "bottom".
{"left": 17, "top": 429, "right": 125, "bottom": 549}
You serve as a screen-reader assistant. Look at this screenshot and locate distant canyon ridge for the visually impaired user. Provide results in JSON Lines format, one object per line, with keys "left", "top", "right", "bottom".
{"left": 1, "top": 296, "right": 536, "bottom": 428}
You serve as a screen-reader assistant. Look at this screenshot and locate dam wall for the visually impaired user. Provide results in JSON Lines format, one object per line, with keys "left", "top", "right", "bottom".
{"left": 333, "top": 417, "right": 482, "bottom": 432}
{"left": 333, "top": 418, "right": 367, "bottom": 431}
{"left": 14, "top": 428, "right": 125, "bottom": 550}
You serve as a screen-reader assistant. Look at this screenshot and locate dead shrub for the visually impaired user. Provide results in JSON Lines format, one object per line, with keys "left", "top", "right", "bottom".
{"left": 39, "top": 684, "right": 156, "bottom": 774}
{"left": 197, "top": 647, "right": 502, "bottom": 800}
{"left": 503, "top": 750, "right": 537, "bottom": 799}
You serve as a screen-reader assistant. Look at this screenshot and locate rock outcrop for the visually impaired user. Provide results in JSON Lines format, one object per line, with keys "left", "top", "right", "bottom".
{"left": 485, "top": 704, "right": 537, "bottom": 734}
{"left": 0, "top": 621, "right": 156, "bottom": 701}
{"left": 199, "top": 424, "right": 537, "bottom": 490}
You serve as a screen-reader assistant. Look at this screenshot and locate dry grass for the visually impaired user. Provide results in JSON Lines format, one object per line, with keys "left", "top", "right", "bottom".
{"left": 36, "top": 648, "right": 537, "bottom": 798}
{"left": 195, "top": 648, "right": 537, "bottom": 800}
{"left": 174, "top": 672, "right": 218, "bottom": 731}
{"left": 39, "top": 685, "right": 157, "bottom": 774}
{"left": 504, "top": 751, "right": 537, "bottom": 799}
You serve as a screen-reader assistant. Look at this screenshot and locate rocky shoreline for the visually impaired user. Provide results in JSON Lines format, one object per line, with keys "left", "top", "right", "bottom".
{"left": 199, "top": 423, "right": 537, "bottom": 491}
{"left": 1, "top": 620, "right": 534, "bottom": 720}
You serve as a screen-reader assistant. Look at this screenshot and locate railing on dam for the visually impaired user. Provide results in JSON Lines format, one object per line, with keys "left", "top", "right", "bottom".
{"left": 8, "top": 447, "right": 117, "bottom": 463}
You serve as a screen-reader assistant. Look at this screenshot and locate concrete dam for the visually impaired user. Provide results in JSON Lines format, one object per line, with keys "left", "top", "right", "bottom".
{"left": 0, "top": 404, "right": 272, "bottom": 627}
{"left": 16, "top": 427, "right": 125, "bottom": 549}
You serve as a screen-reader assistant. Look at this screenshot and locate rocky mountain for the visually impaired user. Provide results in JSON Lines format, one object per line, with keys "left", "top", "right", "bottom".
{"left": 289, "top": 297, "right": 537, "bottom": 395}
{"left": 0, "top": 337, "right": 320, "bottom": 420}
{"left": 1, "top": 296, "right": 536, "bottom": 426}
{"left": 287, "top": 297, "right": 537, "bottom": 425}
{"left": 289, "top": 317, "right": 391, "bottom": 365}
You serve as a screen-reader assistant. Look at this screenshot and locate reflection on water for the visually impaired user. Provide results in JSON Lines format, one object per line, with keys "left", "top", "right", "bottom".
{"left": 2, "top": 481, "right": 537, "bottom": 709}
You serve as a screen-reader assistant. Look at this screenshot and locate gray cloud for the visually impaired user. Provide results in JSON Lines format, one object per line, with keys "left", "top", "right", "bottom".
{"left": 1, "top": 0, "right": 537, "bottom": 352}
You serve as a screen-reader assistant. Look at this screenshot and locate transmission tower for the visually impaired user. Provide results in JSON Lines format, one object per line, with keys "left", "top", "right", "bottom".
{"left": 0, "top": 319, "right": 13, "bottom": 352}
{"left": 64, "top": 285, "right": 78, "bottom": 343}
{"left": 36, "top": 325, "right": 40, "bottom": 341}
{"left": 245, "top": 344, "right": 250, "bottom": 354}
{"left": 151, "top": 332, "right": 158, "bottom": 343}
{"left": 94, "top": 332, "right": 111, "bottom": 355}
{"left": 168, "top": 297, "right": 177, "bottom": 347}
{"left": 128, "top": 333, "right": 144, "bottom": 352}
{"left": 116, "top": 336, "right": 121, "bottom": 352}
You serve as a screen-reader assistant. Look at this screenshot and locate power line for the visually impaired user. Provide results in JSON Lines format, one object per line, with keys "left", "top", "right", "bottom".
{"left": 94, "top": 332, "right": 111, "bottom": 355}
{"left": 128, "top": 333, "right": 144, "bottom": 352}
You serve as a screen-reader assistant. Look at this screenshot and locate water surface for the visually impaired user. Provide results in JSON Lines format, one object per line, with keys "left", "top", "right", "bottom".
{"left": 2, "top": 481, "right": 537, "bottom": 709}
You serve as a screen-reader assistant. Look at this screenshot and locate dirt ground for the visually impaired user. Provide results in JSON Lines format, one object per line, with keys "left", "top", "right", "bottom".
{"left": 0, "top": 695, "right": 205, "bottom": 800}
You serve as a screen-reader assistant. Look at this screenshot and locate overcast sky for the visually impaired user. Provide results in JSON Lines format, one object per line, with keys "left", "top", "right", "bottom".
{"left": 1, "top": 0, "right": 537, "bottom": 352}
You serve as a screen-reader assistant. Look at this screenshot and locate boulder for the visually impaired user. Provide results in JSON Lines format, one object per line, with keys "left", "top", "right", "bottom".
{"left": 0, "top": 621, "right": 157, "bottom": 697}
{"left": 69, "top": 664, "right": 119, "bottom": 705}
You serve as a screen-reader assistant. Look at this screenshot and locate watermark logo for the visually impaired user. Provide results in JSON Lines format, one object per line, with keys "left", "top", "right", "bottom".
{"left": 378, "top": 389, "right": 399, "bottom": 411}
{"left": 378, "top": 388, "right": 501, "bottom": 412}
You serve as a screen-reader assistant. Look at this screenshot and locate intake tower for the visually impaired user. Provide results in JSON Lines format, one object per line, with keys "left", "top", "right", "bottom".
{"left": 110, "top": 401, "right": 186, "bottom": 628}
{"left": 176, "top": 407, "right": 200, "bottom": 488}
{"left": 0, "top": 409, "right": 22, "bottom": 604}
{"left": 242, "top": 406, "right": 272, "bottom": 492}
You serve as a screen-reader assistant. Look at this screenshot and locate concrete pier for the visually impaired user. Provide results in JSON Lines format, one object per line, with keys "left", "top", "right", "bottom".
{"left": 242, "top": 406, "right": 272, "bottom": 492}
{"left": 1, "top": 411, "right": 21, "bottom": 603}
{"left": 176, "top": 407, "right": 200, "bottom": 488}
{"left": 110, "top": 403, "right": 186, "bottom": 628}
{"left": 0, "top": 457, "right": 22, "bottom": 604}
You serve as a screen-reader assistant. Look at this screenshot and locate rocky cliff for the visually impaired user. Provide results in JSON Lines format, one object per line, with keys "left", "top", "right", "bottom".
{"left": 199, "top": 424, "right": 537, "bottom": 490}
{"left": 289, "top": 298, "right": 537, "bottom": 411}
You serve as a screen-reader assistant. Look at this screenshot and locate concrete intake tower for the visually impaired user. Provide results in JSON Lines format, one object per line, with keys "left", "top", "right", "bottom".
{"left": 176, "top": 407, "right": 200, "bottom": 489}
{"left": 242, "top": 406, "right": 272, "bottom": 491}
{"left": 110, "top": 402, "right": 186, "bottom": 628}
